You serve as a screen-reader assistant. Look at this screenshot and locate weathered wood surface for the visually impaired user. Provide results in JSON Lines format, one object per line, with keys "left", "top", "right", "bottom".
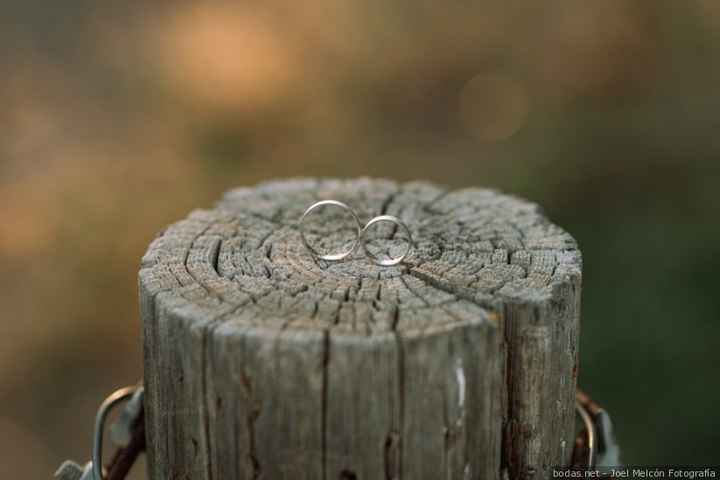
{"left": 139, "top": 178, "right": 581, "bottom": 480}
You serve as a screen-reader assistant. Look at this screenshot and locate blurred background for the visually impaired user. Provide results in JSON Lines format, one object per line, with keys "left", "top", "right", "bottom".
{"left": 1, "top": 0, "right": 719, "bottom": 476}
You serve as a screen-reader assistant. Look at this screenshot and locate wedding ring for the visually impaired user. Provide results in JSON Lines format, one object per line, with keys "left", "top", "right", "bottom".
{"left": 299, "top": 200, "right": 362, "bottom": 261}
{"left": 360, "top": 215, "right": 413, "bottom": 266}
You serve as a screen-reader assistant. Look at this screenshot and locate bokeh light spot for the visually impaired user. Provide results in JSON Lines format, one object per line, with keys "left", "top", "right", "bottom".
{"left": 156, "top": 5, "right": 300, "bottom": 112}
{"left": 458, "top": 72, "right": 530, "bottom": 143}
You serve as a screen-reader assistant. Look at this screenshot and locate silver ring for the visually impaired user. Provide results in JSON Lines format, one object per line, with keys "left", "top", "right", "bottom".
{"left": 360, "top": 215, "right": 413, "bottom": 266}
{"left": 299, "top": 200, "right": 362, "bottom": 261}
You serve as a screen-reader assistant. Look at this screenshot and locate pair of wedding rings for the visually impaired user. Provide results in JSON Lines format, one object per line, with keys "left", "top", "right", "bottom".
{"left": 299, "top": 200, "right": 413, "bottom": 266}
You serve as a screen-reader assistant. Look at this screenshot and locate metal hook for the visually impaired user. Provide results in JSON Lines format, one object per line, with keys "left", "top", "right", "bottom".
{"left": 576, "top": 399, "right": 597, "bottom": 468}
{"left": 92, "top": 386, "right": 142, "bottom": 480}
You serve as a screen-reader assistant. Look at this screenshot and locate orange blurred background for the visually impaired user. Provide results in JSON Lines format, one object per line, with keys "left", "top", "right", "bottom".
{"left": 1, "top": 0, "right": 719, "bottom": 476}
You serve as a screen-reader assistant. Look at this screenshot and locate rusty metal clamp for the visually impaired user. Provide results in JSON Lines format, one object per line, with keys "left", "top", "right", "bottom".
{"left": 573, "top": 389, "right": 621, "bottom": 470}
{"left": 54, "top": 384, "right": 146, "bottom": 480}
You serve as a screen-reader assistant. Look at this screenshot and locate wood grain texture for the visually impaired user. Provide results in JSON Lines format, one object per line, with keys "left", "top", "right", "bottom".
{"left": 139, "top": 178, "right": 582, "bottom": 480}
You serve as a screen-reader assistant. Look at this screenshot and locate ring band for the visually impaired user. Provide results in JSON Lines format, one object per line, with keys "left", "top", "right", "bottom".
{"left": 360, "top": 215, "right": 413, "bottom": 266}
{"left": 299, "top": 200, "right": 362, "bottom": 261}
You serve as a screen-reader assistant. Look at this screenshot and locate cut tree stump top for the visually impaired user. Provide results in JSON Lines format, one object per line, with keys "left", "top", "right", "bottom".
{"left": 139, "top": 178, "right": 582, "bottom": 480}
{"left": 140, "top": 178, "right": 580, "bottom": 334}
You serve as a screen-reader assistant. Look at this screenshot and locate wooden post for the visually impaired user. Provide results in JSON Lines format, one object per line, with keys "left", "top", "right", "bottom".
{"left": 139, "top": 179, "right": 581, "bottom": 480}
